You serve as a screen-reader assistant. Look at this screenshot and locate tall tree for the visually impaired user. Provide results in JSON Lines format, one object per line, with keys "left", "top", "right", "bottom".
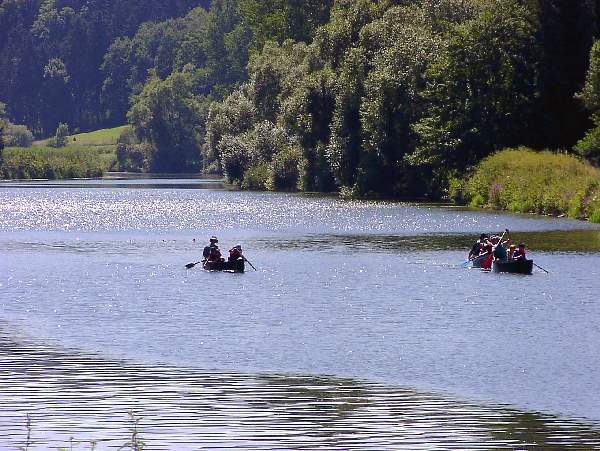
{"left": 128, "top": 68, "right": 208, "bottom": 172}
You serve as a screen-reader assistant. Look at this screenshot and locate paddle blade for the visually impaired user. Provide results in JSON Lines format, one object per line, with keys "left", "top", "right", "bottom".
{"left": 185, "top": 262, "right": 197, "bottom": 269}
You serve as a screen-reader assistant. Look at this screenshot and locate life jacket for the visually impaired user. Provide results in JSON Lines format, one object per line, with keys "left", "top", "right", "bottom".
{"left": 229, "top": 248, "right": 242, "bottom": 261}
{"left": 208, "top": 246, "right": 221, "bottom": 262}
{"left": 482, "top": 254, "right": 494, "bottom": 269}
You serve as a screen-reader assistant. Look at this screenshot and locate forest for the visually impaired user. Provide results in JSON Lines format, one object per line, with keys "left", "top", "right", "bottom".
{"left": 2, "top": 0, "right": 600, "bottom": 202}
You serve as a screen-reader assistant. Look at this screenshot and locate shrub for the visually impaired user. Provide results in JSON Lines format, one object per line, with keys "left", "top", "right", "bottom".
{"left": 219, "top": 134, "right": 252, "bottom": 184}
{"left": 460, "top": 147, "right": 600, "bottom": 219}
{"left": 4, "top": 124, "right": 33, "bottom": 147}
{"left": 242, "top": 162, "right": 270, "bottom": 190}
{"left": 574, "top": 120, "right": 600, "bottom": 167}
{"left": 1, "top": 146, "right": 106, "bottom": 179}
{"left": 54, "top": 123, "right": 70, "bottom": 148}
{"left": 267, "top": 145, "right": 306, "bottom": 191}
{"left": 116, "top": 142, "right": 152, "bottom": 172}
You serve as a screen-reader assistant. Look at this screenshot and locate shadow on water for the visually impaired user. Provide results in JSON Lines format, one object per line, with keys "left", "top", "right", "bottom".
{"left": 260, "top": 229, "right": 600, "bottom": 254}
{"left": 1, "top": 331, "right": 599, "bottom": 450}
{"left": 0, "top": 175, "right": 225, "bottom": 190}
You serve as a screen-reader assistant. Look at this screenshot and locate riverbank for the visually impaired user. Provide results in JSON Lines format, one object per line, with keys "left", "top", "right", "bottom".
{"left": 451, "top": 147, "right": 600, "bottom": 223}
{"left": 0, "top": 146, "right": 115, "bottom": 179}
{"left": 0, "top": 126, "right": 129, "bottom": 180}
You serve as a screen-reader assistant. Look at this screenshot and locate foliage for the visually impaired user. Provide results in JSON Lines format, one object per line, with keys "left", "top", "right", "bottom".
{"left": 53, "top": 122, "right": 69, "bottom": 148}
{"left": 267, "top": 145, "right": 305, "bottom": 191}
{"left": 1, "top": 146, "right": 109, "bottom": 179}
{"left": 128, "top": 69, "right": 208, "bottom": 172}
{"left": 3, "top": 123, "right": 33, "bottom": 147}
{"left": 3, "top": 0, "right": 600, "bottom": 202}
{"left": 410, "top": 0, "right": 539, "bottom": 171}
{"left": 0, "top": 102, "right": 7, "bottom": 154}
{"left": 457, "top": 147, "right": 600, "bottom": 220}
{"left": 241, "top": 162, "right": 269, "bottom": 190}
{"left": 238, "top": 0, "right": 333, "bottom": 53}
{"left": 0, "top": 0, "right": 205, "bottom": 135}
{"left": 575, "top": 117, "right": 600, "bottom": 167}
{"left": 575, "top": 40, "right": 600, "bottom": 166}
{"left": 207, "top": 0, "right": 544, "bottom": 198}
{"left": 115, "top": 128, "right": 152, "bottom": 172}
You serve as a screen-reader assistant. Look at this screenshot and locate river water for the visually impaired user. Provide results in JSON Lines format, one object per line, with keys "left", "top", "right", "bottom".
{"left": 1, "top": 178, "right": 600, "bottom": 450}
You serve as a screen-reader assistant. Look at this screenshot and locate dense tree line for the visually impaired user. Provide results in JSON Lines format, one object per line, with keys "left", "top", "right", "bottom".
{"left": 2, "top": 0, "right": 600, "bottom": 197}
{"left": 0, "top": 0, "right": 208, "bottom": 136}
{"left": 205, "top": 0, "right": 600, "bottom": 197}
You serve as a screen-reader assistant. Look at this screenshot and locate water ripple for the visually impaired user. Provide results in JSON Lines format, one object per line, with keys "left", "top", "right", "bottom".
{"left": 1, "top": 334, "right": 599, "bottom": 450}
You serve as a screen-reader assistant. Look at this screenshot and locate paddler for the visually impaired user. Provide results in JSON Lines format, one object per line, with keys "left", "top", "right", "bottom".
{"left": 469, "top": 233, "right": 488, "bottom": 260}
{"left": 203, "top": 236, "right": 223, "bottom": 262}
{"left": 228, "top": 244, "right": 243, "bottom": 262}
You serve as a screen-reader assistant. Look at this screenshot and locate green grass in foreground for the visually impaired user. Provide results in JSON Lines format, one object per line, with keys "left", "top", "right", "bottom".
{"left": 1, "top": 146, "right": 115, "bottom": 179}
{"left": 453, "top": 147, "right": 600, "bottom": 223}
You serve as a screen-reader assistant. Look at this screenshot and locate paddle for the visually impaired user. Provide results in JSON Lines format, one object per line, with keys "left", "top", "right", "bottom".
{"left": 460, "top": 256, "right": 478, "bottom": 267}
{"left": 185, "top": 261, "right": 202, "bottom": 269}
{"left": 244, "top": 257, "right": 257, "bottom": 271}
{"left": 533, "top": 262, "right": 549, "bottom": 274}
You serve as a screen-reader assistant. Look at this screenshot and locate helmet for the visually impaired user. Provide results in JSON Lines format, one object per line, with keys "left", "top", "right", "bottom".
{"left": 235, "top": 244, "right": 242, "bottom": 251}
{"left": 210, "top": 236, "right": 218, "bottom": 243}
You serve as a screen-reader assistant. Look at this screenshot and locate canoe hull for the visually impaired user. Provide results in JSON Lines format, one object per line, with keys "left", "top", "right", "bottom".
{"left": 203, "top": 258, "right": 245, "bottom": 273}
{"left": 492, "top": 259, "right": 533, "bottom": 275}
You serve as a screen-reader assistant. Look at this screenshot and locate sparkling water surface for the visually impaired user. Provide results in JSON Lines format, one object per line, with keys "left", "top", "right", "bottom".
{"left": 1, "top": 181, "right": 600, "bottom": 449}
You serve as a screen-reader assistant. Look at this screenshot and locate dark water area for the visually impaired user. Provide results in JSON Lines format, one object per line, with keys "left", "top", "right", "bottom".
{"left": 1, "top": 179, "right": 600, "bottom": 449}
{"left": 2, "top": 333, "right": 600, "bottom": 450}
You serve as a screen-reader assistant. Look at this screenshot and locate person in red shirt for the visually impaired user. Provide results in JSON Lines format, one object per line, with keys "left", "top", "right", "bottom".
{"left": 203, "top": 236, "right": 222, "bottom": 263}
{"left": 480, "top": 236, "right": 495, "bottom": 269}
{"left": 228, "top": 244, "right": 243, "bottom": 262}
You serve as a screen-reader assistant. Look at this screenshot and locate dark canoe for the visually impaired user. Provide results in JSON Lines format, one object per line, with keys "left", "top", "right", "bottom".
{"left": 492, "top": 259, "right": 533, "bottom": 275}
{"left": 203, "top": 258, "right": 245, "bottom": 273}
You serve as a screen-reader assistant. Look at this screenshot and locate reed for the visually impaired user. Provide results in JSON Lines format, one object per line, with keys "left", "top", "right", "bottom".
{"left": 1, "top": 146, "right": 116, "bottom": 179}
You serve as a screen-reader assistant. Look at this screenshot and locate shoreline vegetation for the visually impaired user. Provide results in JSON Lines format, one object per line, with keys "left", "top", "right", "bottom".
{"left": 2, "top": 1, "right": 600, "bottom": 223}
{"left": 1, "top": 126, "right": 600, "bottom": 224}
{"left": 0, "top": 127, "right": 126, "bottom": 180}
{"left": 452, "top": 148, "right": 600, "bottom": 224}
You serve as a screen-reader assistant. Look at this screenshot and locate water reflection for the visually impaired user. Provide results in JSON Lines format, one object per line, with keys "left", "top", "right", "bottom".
{"left": 262, "top": 229, "right": 600, "bottom": 254}
{"left": 2, "top": 333, "right": 599, "bottom": 450}
{"left": 0, "top": 177, "right": 225, "bottom": 190}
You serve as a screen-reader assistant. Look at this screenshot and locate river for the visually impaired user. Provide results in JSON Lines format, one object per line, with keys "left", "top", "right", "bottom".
{"left": 1, "top": 178, "right": 600, "bottom": 450}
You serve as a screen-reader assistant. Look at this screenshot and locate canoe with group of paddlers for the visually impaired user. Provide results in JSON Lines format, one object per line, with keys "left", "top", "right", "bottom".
{"left": 462, "top": 229, "right": 548, "bottom": 275}
{"left": 185, "top": 236, "right": 256, "bottom": 273}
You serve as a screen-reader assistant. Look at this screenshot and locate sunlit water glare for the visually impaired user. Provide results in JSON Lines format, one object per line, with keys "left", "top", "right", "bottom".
{"left": 1, "top": 182, "right": 600, "bottom": 449}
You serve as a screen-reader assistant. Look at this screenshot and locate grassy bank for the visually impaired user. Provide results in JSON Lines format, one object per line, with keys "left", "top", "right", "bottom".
{"left": 452, "top": 147, "right": 600, "bottom": 223}
{"left": 0, "top": 146, "right": 113, "bottom": 179}
{"left": 33, "top": 125, "right": 129, "bottom": 149}
{"left": 2, "top": 126, "right": 128, "bottom": 180}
